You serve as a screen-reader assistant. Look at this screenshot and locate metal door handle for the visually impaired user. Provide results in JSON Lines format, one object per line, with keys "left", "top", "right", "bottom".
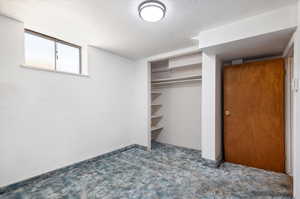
{"left": 225, "top": 110, "right": 231, "bottom": 116}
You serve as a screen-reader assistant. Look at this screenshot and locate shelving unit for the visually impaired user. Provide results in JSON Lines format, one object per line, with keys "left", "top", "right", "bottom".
{"left": 150, "top": 52, "right": 202, "bottom": 144}
{"left": 151, "top": 88, "right": 163, "bottom": 139}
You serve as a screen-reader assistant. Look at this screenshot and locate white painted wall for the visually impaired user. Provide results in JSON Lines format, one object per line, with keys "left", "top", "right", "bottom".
{"left": 130, "top": 59, "right": 151, "bottom": 149}
{"left": 0, "top": 15, "right": 137, "bottom": 187}
{"left": 293, "top": 36, "right": 300, "bottom": 199}
{"left": 285, "top": 55, "right": 293, "bottom": 176}
{"left": 215, "top": 57, "right": 222, "bottom": 161}
{"left": 195, "top": 5, "right": 297, "bottom": 49}
{"left": 155, "top": 83, "right": 201, "bottom": 150}
{"left": 292, "top": 2, "right": 300, "bottom": 198}
{"left": 201, "top": 53, "right": 222, "bottom": 161}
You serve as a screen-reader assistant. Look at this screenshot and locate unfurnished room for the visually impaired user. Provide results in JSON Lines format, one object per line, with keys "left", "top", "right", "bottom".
{"left": 0, "top": 0, "right": 300, "bottom": 198}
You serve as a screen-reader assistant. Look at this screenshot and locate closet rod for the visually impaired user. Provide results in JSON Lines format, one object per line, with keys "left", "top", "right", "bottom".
{"left": 152, "top": 75, "right": 201, "bottom": 83}
{"left": 152, "top": 68, "right": 173, "bottom": 73}
{"left": 152, "top": 78, "right": 201, "bottom": 86}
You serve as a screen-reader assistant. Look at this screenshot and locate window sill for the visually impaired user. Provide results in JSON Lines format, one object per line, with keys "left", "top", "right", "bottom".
{"left": 20, "top": 65, "right": 89, "bottom": 78}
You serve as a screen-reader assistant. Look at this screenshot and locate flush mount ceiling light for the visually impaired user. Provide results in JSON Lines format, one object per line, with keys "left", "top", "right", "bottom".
{"left": 138, "top": 0, "right": 166, "bottom": 22}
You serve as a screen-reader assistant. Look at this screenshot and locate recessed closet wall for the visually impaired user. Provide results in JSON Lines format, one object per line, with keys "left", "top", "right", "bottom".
{"left": 150, "top": 53, "right": 202, "bottom": 150}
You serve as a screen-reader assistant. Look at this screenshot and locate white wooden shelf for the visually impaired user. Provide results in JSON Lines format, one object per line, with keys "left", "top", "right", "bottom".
{"left": 151, "top": 91, "right": 162, "bottom": 95}
{"left": 152, "top": 79, "right": 201, "bottom": 86}
{"left": 151, "top": 104, "right": 162, "bottom": 107}
{"left": 169, "top": 53, "right": 202, "bottom": 69}
{"left": 151, "top": 62, "right": 202, "bottom": 73}
{"left": 151, "top": 115, "right": 163, "bottom": 119}
{"left": 152, "top": 75, "right": 201, "bottom": 84}
{"left": 151, "top": 126, "right": 163, "bottom": 132}
{"left": 152, "top": 68, "right": 170, "bottom": 73}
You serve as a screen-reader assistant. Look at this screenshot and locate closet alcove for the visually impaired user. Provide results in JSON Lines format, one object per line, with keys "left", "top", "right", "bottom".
{"left": 149, "top": 52, "right": 202, "bottom": 150}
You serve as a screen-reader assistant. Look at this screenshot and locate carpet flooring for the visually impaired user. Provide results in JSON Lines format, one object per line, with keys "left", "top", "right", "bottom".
{"left": 0, "top": 141, "right": 293, "bottom": 199}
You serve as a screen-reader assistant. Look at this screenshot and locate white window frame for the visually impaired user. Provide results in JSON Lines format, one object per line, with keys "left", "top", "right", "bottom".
{"left": 24, "top": 29, "right": 82, "bottom": 75}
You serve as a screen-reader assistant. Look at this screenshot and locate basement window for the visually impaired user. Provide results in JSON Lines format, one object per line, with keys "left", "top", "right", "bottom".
{"left": 24, "top": 29, "right": 82, "bottom": 75}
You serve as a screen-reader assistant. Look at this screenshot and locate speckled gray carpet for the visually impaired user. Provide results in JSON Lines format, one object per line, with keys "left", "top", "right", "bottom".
{"left": 0, "top": 141, "right": 293, "bottom": 199}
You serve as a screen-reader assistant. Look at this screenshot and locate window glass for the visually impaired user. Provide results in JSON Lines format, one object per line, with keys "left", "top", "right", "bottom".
{"left": 56, "top": 43, "right": 80, "bottom": 74}
{"left": 25, "top": 32, "right": 55, "bottom": 70}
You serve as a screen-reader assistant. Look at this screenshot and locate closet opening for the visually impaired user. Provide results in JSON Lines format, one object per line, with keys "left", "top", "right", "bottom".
{"left": 149, "top": 52, "right": 202, "bottom": 151}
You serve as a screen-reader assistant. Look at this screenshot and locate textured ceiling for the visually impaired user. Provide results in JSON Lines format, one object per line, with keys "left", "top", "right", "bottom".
{"left": 0, "top": 0, "right": 296, "bottom": 59}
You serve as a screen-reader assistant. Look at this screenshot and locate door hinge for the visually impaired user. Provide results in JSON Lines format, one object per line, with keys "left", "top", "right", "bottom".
{"left": 231, "top": 59, "right": 243, "bottom": 65}
{"left": 292, "top": 78, "right": 299, "bottom": 92}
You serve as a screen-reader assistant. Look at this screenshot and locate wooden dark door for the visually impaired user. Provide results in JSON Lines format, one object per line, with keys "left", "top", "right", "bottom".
{"left": 223, "top": 58, "right": 285, "bottom": 173}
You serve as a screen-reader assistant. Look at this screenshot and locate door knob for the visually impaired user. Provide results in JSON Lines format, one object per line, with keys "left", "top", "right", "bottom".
{"left": 225, "top": 110, "right": 231, "bottom": 116}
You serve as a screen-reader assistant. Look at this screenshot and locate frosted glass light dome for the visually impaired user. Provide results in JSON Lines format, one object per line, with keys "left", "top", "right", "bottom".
{"left": 138, "top": 0, "right": 166, "bottom": 22}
